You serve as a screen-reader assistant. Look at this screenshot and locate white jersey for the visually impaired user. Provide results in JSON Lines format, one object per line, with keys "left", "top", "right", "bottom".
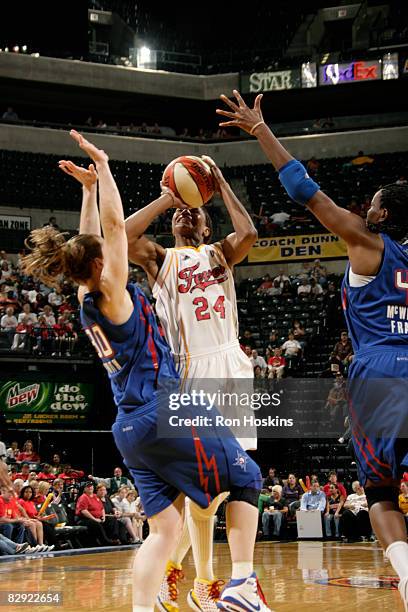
{"left": 153, "top": 242, "right": 256, "bottom": 450}
{"left": 153, "top": 243, "right": 238, "bottom": 360}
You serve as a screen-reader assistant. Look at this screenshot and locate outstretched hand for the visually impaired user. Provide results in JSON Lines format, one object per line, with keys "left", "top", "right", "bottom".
{"left": 70, "top": 129, "right": 109, "bottom": 164}
{"left": 201, "top": 155, "right": 228, "bottom": 192}
{"left": 58, "top": 160, "right": 97, "bottom": 190}
{"left": 216, "top": 89, "right": 264, "bottom": 135}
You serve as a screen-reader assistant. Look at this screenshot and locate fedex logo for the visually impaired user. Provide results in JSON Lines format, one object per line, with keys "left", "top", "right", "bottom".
{"left": 321, "top": 61, "right": 380, "bottom": 85}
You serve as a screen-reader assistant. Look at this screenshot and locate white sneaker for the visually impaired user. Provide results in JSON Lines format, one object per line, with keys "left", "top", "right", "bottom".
{"left": 399, "top": 576, "right": 408, "bottom": 612}
{"left": 25, "top": 545, "right": 42, "bottom": 554}
{"left": 217, "top": 572, "right": 273, "bottom": 611}
{"left": 187, "top": 578, "right": 224, "bottom": 611}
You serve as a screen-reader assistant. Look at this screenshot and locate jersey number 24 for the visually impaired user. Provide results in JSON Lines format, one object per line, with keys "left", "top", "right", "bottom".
{"left": 193, "top": 296, "right": 225, "bottom": 321}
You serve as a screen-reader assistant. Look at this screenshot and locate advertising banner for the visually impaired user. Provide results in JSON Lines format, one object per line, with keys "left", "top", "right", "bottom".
{"left": 319, "top": 60, "right": 381, "bottom": 85}
{"left": 0, "top": 381, "right": 93, "bottom": 426}
{"left": 0, "top": 215, "right": 31, "bottom": 231}
{"left": 241, "top": 69, "right": 301, "bottom": 93}
{"left": 248, "top": 233, "right": 348, "bottom": 263}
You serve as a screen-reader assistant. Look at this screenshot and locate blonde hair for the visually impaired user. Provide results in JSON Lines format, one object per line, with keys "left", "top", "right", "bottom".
{"left": 21, "top": 226, "right": 102, "bottom": 288}
{"left": 38, "top": 481, "right": 51, "bottom": 495}
{"left": 272, "top": 485, "right": 282, "bottom": 495}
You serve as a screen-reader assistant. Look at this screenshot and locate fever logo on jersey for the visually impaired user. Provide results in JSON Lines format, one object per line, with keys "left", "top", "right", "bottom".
{"left": 177, "top": 262, "right": 228, "bottom": 293}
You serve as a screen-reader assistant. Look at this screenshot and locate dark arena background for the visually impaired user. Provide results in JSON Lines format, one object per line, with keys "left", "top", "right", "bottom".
{"left": 0, "top": 1, "right": 407, "bottom": 611}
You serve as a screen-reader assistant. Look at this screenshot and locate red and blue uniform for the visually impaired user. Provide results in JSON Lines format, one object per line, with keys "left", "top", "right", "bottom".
{"left": 342, "top": 233, "right": 408, "bottom": 484}
{"left": 81, "top": 283, "right": 261, "bottom": 517}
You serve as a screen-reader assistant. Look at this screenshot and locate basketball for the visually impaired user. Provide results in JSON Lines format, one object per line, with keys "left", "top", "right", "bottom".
{"left": 162, "top": 155, "right": 215, "bottom": 207}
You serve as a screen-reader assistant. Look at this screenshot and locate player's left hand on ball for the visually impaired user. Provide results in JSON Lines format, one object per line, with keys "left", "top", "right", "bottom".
{"left": 160, "top": 183, "right": 188, "bottom": 209}
{"left": 58, "top": 160, "right": 97, "bottom": 190}
{"left": 201, "top": 155, "right": 228, "bottom": 192}
{"left": 70, "top": 129, "right": 109, "bottom": 164}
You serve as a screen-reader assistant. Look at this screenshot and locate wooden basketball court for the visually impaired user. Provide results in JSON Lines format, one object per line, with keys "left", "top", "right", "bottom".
{"left": 0, "top": 541, "right": 401, "bottom": 611}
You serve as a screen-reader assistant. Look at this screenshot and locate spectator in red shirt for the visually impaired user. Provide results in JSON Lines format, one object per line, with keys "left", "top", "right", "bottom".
{"left": 257, "top": 274, "right": 273, "bottom": 294}
{"left": 75, "top": 482, "right": 114, "bottom": 546}
{"left": 323, "top": 471, "right": 347, "bottom": 499}
{"left": 16, "top": 440, "right": 40, "bottom": 464}
{"left": 0, "top": 485, "right": 30, "bottom": 543}
{"left": 13, "top": 479, "right": 25, "bottom": 497}
{"left": 59, "top": 465, "right": 84, "bottom": 486}
{"left": 19, "top": 486, "right": 55, "bottom": 547}
{"left": 13, "top": 463, "right": 31, "bottom": 482}
{"left": 268, "top": 348, "right": 286, "bottom": 379}
{"left": 50, "top": 454, "right": 62, "bottom": 475}
{"left": 34, "top": 481, "right": 52, "bottom": 505}
{"left": 37, "top": 464, "right": 56, "bottom": 482}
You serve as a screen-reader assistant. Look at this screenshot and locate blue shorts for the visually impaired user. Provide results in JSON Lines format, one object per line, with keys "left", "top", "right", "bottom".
{"left": 348, "top": 346, "right": 408, "bottom": 485}
{"left": 111, "top": 398, "right": 262, "bottom": 517}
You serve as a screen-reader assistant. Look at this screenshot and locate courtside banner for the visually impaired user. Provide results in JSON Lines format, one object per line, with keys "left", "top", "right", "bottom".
{"left": 0, "top": 381, "right": 93, "bottom": 426}
{"left": 248, "top": 233, "right": 348, "bottom": 263}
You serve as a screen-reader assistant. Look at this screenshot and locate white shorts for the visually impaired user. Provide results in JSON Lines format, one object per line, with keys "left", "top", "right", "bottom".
{"left": 173, "top": 339, "right": 257, "bottom": 451}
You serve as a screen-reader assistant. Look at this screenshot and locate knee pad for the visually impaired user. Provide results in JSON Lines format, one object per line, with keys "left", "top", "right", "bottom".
{"left": 228, "top": 486, "right": 260, "bottom": 509}
{"left": 189, "top": 492, "right": 229, "bottom": 519}
{"left": 365, "top": 486, "right": 399, "bottom": 510}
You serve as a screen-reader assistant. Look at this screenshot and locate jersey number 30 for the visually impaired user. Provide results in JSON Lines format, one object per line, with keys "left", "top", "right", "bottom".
{"left": 193, "top": 296, "right": 225, "bottom": 321}
{"left": 85, "top": 324, "right": 114, "bottom": 359}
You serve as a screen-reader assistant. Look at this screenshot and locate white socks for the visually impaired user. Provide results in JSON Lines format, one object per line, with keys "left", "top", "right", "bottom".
{"left": 170, "top": 514, "right": 191, "bottom": 566}
{"left": 386, "top": 541, "right": 408, "bottom": 580}
{"left": 188, "top": 513, "right": 215, "bottom": 581}
{"left": 232, "top": 561, "right": 253, "bottom": 580}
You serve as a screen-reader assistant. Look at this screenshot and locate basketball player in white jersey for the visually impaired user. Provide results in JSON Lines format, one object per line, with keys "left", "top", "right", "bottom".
{"left": 125, "top": 157, "right": 260, "bottom": 611}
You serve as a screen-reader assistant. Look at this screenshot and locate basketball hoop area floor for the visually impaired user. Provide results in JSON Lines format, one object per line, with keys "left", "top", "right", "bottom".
{"left": 0, "top": 541, "right": 402, "bottom": 611}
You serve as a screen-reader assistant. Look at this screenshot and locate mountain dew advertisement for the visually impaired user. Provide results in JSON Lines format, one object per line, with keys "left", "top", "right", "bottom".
{"left": 0, "top": 381, "right": 93, "bottom": 426}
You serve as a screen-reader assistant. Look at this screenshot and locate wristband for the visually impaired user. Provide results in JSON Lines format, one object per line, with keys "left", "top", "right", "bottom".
{"left": 250, "top": 121, "right": 265, "bottom": 135}
{"left": 278, "top": 159, "right": 320, "bottom": 206}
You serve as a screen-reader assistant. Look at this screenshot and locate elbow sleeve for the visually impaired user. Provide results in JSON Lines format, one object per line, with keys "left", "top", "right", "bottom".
{"left": 279, "top": 160, "right": 320, "bottom": 206}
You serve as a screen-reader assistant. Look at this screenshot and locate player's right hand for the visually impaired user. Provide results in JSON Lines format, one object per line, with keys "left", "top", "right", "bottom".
{"left": 58, "top": 160, "right": 97, "bottom": 190}
{"left": 216, "top": 89, "right": 264, "bottom": 135}
{"left": 160, "top": 183, "right": 188, "bottom": 209}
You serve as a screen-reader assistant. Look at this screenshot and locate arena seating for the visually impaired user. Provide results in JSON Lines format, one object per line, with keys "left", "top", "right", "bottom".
{"left": 2, "top": 150, "right": 407, "bottom": 242}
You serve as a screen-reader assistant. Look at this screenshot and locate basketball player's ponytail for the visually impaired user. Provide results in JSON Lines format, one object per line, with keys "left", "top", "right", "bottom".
{"left": 22, "top": 226, "right": 102, "bottom": 287}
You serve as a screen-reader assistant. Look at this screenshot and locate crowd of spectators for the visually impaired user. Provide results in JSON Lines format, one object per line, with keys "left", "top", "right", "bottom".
{"left": 1, "top": 107, "right": 237, "bottom": 142}
{"left": 0, "top": 437, "right": 146, "bottom": 555}
{"left": 0, "top": 249, "right": 152, "bottom": 357}
{"left": 239, "top": 261, "right": 350, "bottom": 381}
{"left": 259, "top": 468, "right": 383, "bottom": 542}
{"left": 4, "top": 436, "right": 408, "bottom": 554}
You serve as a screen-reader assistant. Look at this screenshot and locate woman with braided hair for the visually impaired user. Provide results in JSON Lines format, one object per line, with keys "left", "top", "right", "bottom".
{"left": 217, "top": 89, "right": 408, "bottom": 611}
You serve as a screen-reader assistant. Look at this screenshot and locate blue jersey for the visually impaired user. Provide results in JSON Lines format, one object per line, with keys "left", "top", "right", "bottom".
{"left": 342, "top": 233, "right": 408, "bottom": 354}
{"left": 80, "top": 283, "right": 178, "bottom": 415}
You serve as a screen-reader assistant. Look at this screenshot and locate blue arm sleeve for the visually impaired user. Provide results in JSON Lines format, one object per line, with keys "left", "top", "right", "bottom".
{"left": 278, "top": 159, "right": 320, "bottom": 206}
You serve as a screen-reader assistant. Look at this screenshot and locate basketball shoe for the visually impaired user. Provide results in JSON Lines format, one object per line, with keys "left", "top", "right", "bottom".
{"left": 187, "top": 578, "right": 225, "bottom": 611}
{"left": 217, "top": 572, "right": 273, "bottom": 611}
{"left": 156, "top": 561, "right": 184, "bottom": 611}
